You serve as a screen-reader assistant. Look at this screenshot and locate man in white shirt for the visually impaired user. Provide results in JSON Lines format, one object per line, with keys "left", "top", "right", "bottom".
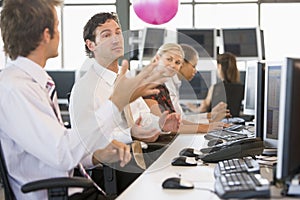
{"left": 0, "top": 1, "right": 170, "bottom": 199}
{"left": 69, "top": 12, "right": 180, "bottom": 154}
{"left": 165, "top": 44, "right": 229, "bottom": 123}
{"left": 69, "top": 12, "right": 180, "bottom": 194}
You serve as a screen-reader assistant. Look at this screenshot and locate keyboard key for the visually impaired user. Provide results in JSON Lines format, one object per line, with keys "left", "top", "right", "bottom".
{"left": 214, "top": 157, "right": 260, "bottom": 177}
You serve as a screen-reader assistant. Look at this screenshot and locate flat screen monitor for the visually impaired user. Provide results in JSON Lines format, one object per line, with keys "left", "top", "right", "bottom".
{"left": 243, "top": 65, "right": 257, "bottom": 115}
{"left": 263, "top": 63, "right": 282, "bottom": 154}
{"left": 139, "top": 27, "right": 165, "bottom": 61}
{"left": 254, "top": 62, "right": 265, "bottom": 140}
{"left": 46, "top": 70, "right": 77, "bottom": 103}
{"left": 221, "top": 27, "right": 263, "bottom": 61}
{"left": 177, "top": 28, "right": 217, "bottom": 59}
{"left": 128, "top": 30, "right": 140, "bottom": 61}
{"left": 239, "top": 70, "right": 246, "bottom": 86}
{"left": 277, "top": 58, "right": 300, "bottom": 183}
{"left": 179, "top": 70, "right": 216, "bottom": 100}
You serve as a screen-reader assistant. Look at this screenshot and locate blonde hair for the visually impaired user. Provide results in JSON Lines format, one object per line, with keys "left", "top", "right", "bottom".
{"left": 152, "top": 43, "right": 184, "bottom": 62}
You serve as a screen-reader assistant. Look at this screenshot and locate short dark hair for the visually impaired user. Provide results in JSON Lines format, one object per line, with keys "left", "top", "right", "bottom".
{"left": 0, "top": 0, "right": 62, "bottom": 60}
{"left": 180, "top": 43, "right": 198, "bottom": 64}
{"left": 83, "top": 12, "right": 121, "bottom": 58}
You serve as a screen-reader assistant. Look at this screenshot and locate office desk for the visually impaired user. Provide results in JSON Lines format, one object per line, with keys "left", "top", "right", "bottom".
{"left": 117, "top": 134, "right": 219, "bottom": 200}
{"left": 117, "top": 133, "right": 299, "bottom": 200}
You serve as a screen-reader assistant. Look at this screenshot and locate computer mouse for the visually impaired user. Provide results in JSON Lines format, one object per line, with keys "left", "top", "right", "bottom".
{"left": 171, "top": 156, "right": 197, "bottom": 166}
{"left": 207, "top": 138, "right": 224, "bottom": 147}
{"left": 162, "top": 177, "right": 194, "bottom": 189}
{"left": 179, "top": 148, "right": 201, "bottom": 157}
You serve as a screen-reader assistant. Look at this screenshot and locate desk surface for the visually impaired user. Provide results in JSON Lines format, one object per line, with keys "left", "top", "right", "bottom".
{"left": 116, "top": 134, "right": 298, "bottom": 200}
{"left": 117, "top": 134, "right": 219, "bottom": 200}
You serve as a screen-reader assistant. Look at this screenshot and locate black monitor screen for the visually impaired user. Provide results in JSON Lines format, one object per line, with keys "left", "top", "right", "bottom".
{"left": 239, "top": 70, "right": 246, "bottom": 87}
{"left": 177, "top": 29, "right": 215, "bottom": 59}
{"left": 46, "top": 70, "right": 76, "bottom": 100}
{"left": 222, "top": 28, "right": 259, "bottom": 59}
{"left": 141, "top": 28, "right": 165, "bottom": 60}
{"left": 263, "top": 64, "right": 282, "bottom": 148}
{"left": 255, "top": 62, "right": 265, "bottom": 139}
{"left": 179, "top": 71, "right": 212, "bottom": 100}
{"left": 277, "top": 58, "right": 300, "bottom": 182}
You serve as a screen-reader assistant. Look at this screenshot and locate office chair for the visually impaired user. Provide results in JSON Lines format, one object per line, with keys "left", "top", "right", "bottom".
{"left": 211, "top": 82, "right": 244, "bottom": 117}
{"left": 0, "top": 141, "right": 93, "bottom": 200}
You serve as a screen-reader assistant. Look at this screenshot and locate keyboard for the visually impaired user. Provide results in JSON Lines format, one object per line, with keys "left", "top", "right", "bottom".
{"left": 214, "top": 157, "right": 260, "bottom": 177}
{"left": 223, "top": 124, "right": 244, "bottom": 132}
{"left": 214, "top": 172, "right": 270, "bottom": 199}
{"left": 205, "top": 129, "right": 247, "bottom": 141}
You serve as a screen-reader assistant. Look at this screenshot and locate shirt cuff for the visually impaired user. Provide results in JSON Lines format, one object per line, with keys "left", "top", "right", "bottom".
{"left": 113, "top": 127, "right": 133, "bottom": 144}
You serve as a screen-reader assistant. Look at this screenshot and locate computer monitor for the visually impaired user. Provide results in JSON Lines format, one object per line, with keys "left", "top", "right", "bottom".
{"left": 139, "top": 27, "right": 165, "bottom": 61}
{"left": 239, "top": 70, "right": 246, "bottom": 86}
{"left": 277, "top": 58, "right": 300, "bottom": 186}
{"left": 243, "top": 65, "right": 257, "bottom": 115}
{"left": 216, "top": 70, "right": 245, "bottom": 86}
{"left": 128, "top": 29, "right": 141, "bottom": 61}
{"left": 177, "top": 28, "right": 217, "bottom": 59}
{"left": 46, "top": 70, "right": 77, "bottom": 104}
{"left": 254, "top": 62, "right": 265, "bottom": 140}
{"left": 220, "top": 27, "right": 263, "bottom": 61}
{"left": 179, "top": 70, "right": 216, "bottom": 100}
{"left": 262, "top": 62, "right": 282, "bottom": 155}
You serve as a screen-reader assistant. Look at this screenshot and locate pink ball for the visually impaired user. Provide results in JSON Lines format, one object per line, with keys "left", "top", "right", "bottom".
{"left": 133, "top": 0, "right": 179, "bottom": 25}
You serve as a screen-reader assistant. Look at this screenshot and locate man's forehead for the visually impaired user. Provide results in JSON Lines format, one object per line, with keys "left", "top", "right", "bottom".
{"left": 96, "top": 19, "right": 121, "bottom": 32}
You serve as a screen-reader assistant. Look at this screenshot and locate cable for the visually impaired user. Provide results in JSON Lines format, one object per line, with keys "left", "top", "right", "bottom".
{"left": 194, "top": 187, "right": 217, "bottom": 195}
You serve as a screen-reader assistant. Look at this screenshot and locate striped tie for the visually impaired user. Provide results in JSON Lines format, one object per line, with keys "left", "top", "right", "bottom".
{"left": 78, "top": 163, "right": 107, "bottom": 196}
{"left": 46, "top": 77, "right": 63, "bottom": 124}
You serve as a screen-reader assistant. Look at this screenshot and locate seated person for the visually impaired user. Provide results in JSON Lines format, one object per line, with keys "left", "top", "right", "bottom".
{"left": 0, "top": 2, "right": 172, "bottom": 199}
{"left": 187, "top": 52, "right": 244, "bottom": 117}
{"left": 143, "top": 43, "right": 225, "bottom": 134}
{"left": 69, "top": 13, "right": 181, "bottom": 194}
{"left": 165, "top": 43, "right": 230, "bottom": 123}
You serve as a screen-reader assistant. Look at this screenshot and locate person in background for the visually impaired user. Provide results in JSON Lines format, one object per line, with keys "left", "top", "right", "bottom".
{"left": 143, "top": 43, "right": 224, "bottom": 134}
{"left": 187, "top": 52, "right": 241, "bottom": 115}
{"left": 0, "top": 1, "right": 168, "bottom": 199}
{"left": 165, "top": 43, "right": 230, "bottom": 123}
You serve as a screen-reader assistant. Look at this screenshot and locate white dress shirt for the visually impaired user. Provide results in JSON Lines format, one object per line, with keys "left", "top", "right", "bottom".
{"left": 69, "top": 60, "right": 161, "bottom": 150}
{"left": 69, "top": 60, "right": 133, "bottom": 150}
{"left": 0, "top": 57, "right": 122, "bottom": 199}
{"left": 165, "top": 75, "right": 209, "bottom": 124}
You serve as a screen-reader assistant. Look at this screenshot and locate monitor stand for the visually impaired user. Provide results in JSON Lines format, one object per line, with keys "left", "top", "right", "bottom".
{"left": 262, "top": 148, "right": 277, "bottom": 156}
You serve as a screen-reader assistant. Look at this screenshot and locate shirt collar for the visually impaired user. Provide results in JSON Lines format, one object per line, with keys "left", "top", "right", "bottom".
{"left": 172, "top": 74, "right": 182, "bottom": 85}
{"left": 92, "top": 61, "right": 118, "bottom": 86}
{"left": 9, "top": 56, "right": 49, "bottom": 88}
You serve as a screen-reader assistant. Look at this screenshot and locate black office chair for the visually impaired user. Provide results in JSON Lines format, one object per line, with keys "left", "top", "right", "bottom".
{"left": 211, "top": 82, "right": 244, "bottom": 117}
{"left": 0, "top": 141, "right": 94, "bottom": 200}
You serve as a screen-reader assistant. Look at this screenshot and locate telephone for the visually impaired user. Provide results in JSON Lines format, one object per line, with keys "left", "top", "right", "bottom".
{"left": 198, "top": 137, "right": 264, "bottom": 163}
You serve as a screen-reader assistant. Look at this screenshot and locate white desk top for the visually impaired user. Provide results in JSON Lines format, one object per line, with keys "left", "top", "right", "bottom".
{"left": 117, "top": 134, "right": 220, "bottom": 200}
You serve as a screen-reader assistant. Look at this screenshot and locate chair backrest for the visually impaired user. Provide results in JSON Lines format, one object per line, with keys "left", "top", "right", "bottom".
{"left": 0, "top": 142, "right": 16, "bottom": 200}
{"left": 211, "top": 82, "right": 244, "bottom": 117}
